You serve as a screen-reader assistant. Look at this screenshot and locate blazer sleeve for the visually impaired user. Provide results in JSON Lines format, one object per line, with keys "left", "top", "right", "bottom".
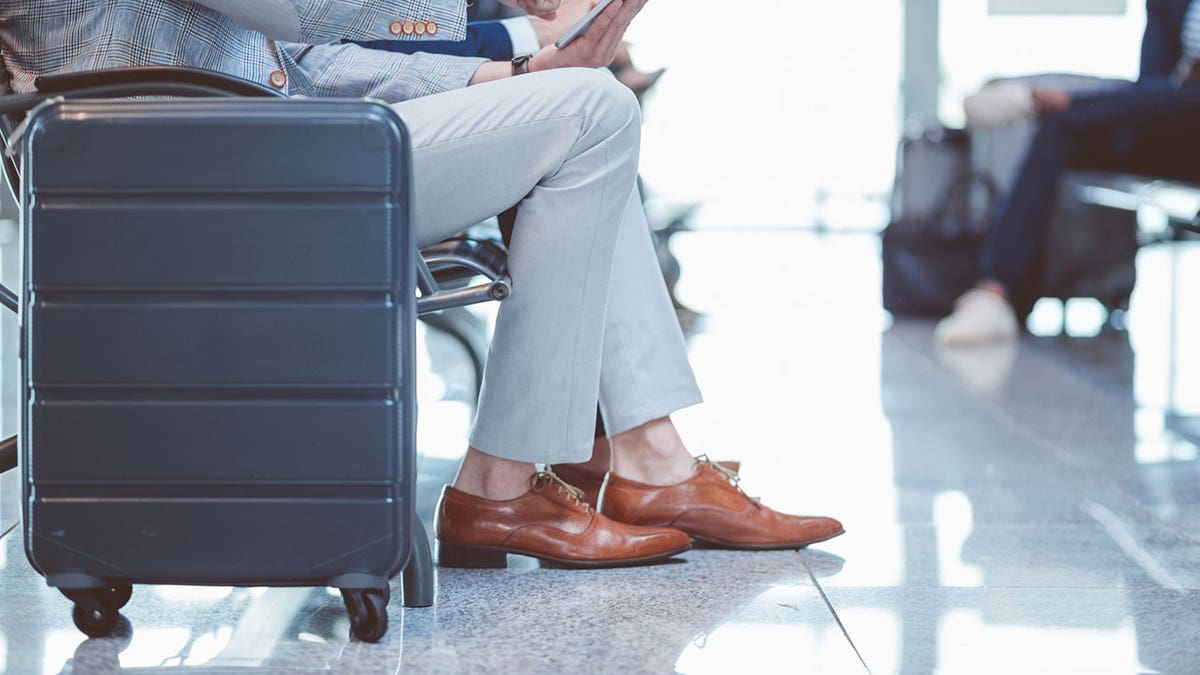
{"left": 280, "top": 42, "right": 486, "bottom": 101}
{"left": 350, "top": 21, "right": 515, "bottom": 60}
{"left": 193, "top": 0, "right": 467, "bottom": 43}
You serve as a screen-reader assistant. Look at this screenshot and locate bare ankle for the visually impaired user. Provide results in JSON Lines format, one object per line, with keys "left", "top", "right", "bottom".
{"left": 561, "top": 436, "right": 613, "bottom": 474}
{"left": 610, "top": 417, "right": 696, "bottom": 486}
{"left": 452, "top": 448, "right": 536, "bottom": 501}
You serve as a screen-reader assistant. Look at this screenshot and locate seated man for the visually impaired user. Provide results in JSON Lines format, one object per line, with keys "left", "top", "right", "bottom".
{"left": 936, "top": 0, "right": 1200, "bottom": 346}
{"left": 1, "top": 0, "right": 843, "bottom": 568}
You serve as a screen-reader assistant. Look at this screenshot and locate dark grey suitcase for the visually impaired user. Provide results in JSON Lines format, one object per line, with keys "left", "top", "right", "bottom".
{"left": 18, "top": 98, "right": 428, "bottom": 642}
{"left": 881, "top": 124, "right": 990, "bottom": 316}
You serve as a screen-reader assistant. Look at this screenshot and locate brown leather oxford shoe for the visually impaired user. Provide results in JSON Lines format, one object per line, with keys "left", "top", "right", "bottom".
{"left": 435, "top": 470, "right": 692, "bottom": 568}
{"left": 551, "top": 456, "right": 844, "bottom": 550}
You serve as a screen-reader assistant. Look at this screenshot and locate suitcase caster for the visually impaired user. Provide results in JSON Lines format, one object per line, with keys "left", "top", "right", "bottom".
{"left": 72, "top": 601, "right": 119, "bottom": 638}
{"left": 59, "top": 583, "right": 132, "bottom": 638}
{"left": 61, "top": 584, "right": 130, "bottom": 638}
{"left": 340, "top": 587, "right": 388, "bottom": 643}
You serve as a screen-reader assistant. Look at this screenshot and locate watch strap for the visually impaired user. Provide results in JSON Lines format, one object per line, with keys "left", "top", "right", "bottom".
{"left": 511, "top": 54, "right": 533, "bottom": 77}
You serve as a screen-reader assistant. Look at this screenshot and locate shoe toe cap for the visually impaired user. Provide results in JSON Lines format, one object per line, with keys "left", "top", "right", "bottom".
{"left": 636, "top": 526, "right": 692, "bottom": 555}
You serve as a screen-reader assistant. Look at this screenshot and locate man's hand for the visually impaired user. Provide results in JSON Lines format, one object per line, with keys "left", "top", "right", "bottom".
{"left": 498, "top": 0, "right": 562, "bottom": 19}
{"left": 529, "top": 0, "right": 648, "bottom": 71}
{"left": 528, "top": 0, "right": 597, "bottom": 48}
{"left": 1032, "top": 88, "right": 1070, "bottom": 113}
{"left": 468, "top": 0, "right": 648, "bottom": 85}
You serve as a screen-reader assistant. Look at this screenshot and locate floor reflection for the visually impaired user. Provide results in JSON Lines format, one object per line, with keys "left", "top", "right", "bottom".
{"left": 837, "top": 300, "right": 1200, "bottom": 673}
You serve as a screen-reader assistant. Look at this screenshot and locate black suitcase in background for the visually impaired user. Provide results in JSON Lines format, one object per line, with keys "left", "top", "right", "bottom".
{"left": 881, "top": 124, "right": 989, "bottom": 316}
{"left": 883, "top": 122, "right": 1138, "bottom": 321}
{"left": 19, "top": 98, "right": 428, "bottom": 642}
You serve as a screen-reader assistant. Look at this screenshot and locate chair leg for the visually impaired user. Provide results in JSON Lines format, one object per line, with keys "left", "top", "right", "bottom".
{"left": 0, "top": 435, "right": 16, "bottom": 475}
{"left": 402, "top": 510, "right": 434, "bottom": 608}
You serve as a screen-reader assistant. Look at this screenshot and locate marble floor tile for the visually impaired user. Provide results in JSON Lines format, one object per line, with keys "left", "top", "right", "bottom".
{"left": 889, "top": 484, "right": 1099, "bottom": 525}
{"left": 402, "top": 550, "right": 864, "bottom": 675}
{"left": 824, "top": 586, "right": 1200, "bottom": 675}
{"left": 0, "top": 526, "right": 863, "bottom": 675}
{"left": 818, "top": 521, "right": 1200, "bottom": 591}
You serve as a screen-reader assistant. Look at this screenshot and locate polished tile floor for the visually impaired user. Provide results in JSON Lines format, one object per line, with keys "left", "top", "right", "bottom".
{"left": 1, "top": 229, "right": 1198, "bottom": 674}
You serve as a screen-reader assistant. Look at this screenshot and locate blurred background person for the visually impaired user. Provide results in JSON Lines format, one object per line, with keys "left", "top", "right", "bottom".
{"left": 936, "top": 0, "right": 1200, "bottom": 345}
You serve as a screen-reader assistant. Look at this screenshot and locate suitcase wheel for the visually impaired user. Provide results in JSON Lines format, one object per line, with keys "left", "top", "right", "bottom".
{"left": 62, "top": 589, "right": 118, "bottom": 638}
{"left": 341, "top": 587, "right": 389, "bottom": 643}
{"left": 61, "top": 583, "right": 132, "bottom": 638}
{"left": 72, "top": 602, "right": 118, "bottom": 638}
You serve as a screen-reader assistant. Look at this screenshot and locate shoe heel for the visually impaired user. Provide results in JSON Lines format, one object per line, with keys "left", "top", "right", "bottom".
{"left": 438, "top": 543, "right": 508, "bottom": 569}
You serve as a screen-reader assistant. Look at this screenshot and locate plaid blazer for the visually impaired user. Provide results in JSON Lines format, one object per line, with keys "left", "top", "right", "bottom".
{"left": 0, "top": 0, "right": 484, "bottom": 101}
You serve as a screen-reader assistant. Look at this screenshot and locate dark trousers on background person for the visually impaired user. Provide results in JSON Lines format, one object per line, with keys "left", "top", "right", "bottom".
{"left": 980, "top": 80, "right": 1200, "bottom": 305}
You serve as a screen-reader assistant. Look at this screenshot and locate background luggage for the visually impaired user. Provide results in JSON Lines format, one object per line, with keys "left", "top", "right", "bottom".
{"left": 883, "top": 108, "right": 1139, "bottom": 321}
{"left": 18, "top": 98, "right": 424, "bottom": 642}
{"left": 881, "top": 124, "right": 991, "bottom": 316}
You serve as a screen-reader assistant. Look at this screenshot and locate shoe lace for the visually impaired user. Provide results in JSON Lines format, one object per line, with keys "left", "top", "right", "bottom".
{"left": 532, "top": 468, "right": 592, "bottom": 514}
{"left": 696, "top": 454, "right": 762, "bottom": 510}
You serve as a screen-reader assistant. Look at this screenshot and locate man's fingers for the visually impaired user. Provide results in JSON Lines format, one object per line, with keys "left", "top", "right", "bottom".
{"left": 589, "top": 0, "right": 642, "bottom": 55}
{"left": 556, "top": 0, "right": 650, "bottom": 68}
{"left": 599, "top": 0, "right": 646, "bottom": 41}
{"left": 574, "top": 0, "right": 622, "bottom": 46}
{"left": 526, "top": 0, "right": 562, "bottom": 17}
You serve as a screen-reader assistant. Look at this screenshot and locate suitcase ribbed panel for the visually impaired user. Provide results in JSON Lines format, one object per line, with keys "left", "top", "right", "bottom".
{"left": 32, "top": 400, "right": 396, "bottom": 482}
{"left": 31, "top": 204, "right": 393, "bottom": 288}
{"left": 22, "top": 100, "right": 415, "bottom": 587}
{"left": 34, "top": 302, "right": 396, "bottom": 385}
{"left": 32, "top": 500, "right": 399, "bottom": 583}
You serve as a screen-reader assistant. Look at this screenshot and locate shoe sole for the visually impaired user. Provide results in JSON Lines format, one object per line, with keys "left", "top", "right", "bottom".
{"left": 688, "top": 528, "right": 846, "bottom": 551}
{"left": 438, "top": 542, "right": 692, "bottom": 570}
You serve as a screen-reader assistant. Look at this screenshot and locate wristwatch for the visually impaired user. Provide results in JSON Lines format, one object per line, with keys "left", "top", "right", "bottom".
{"left": 511, "top": 54, "right": 533, "bottom": 77}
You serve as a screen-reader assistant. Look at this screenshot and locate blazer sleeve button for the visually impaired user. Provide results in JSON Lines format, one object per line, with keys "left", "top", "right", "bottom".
{"left": 426, "top": 21, "right": 439, "bottom": 35}
{"left": 389, "top": 20, "right": 404, "bottom": 35}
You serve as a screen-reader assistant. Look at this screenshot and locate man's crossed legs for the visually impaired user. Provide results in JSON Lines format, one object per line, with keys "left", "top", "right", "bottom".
{"left": 393, "top": 67, "right": 843, "bottom": 566}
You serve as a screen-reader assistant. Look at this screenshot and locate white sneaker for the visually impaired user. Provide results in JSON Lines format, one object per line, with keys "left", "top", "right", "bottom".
{"left": 934, "top": 288, "right": 1019, "bottom": 346}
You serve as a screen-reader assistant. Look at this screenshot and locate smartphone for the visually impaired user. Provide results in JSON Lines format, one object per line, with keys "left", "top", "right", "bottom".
{"left": 554, "top": 0, "right": 619, "bottom": 49}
